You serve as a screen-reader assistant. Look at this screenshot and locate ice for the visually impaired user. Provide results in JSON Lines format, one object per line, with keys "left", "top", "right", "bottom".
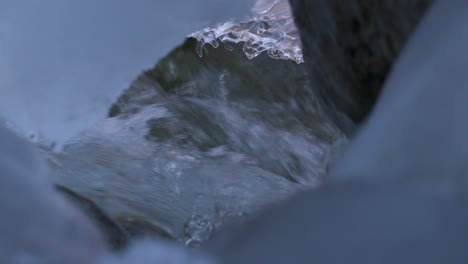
{"left": 191, "top": 0, "right": 303, "bottom": 63}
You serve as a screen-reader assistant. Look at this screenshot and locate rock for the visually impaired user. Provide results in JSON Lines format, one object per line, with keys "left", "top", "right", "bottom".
{"left": 329, "top": 0, "right": 468, "bottom": 184}
{"left": 289, "top": 0, "right": 432, "bottom": 134}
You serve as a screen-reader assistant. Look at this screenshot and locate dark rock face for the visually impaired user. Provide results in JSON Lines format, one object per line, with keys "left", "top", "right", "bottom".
{"left": 289, "top": 0, "right": 432, "bottom": 133}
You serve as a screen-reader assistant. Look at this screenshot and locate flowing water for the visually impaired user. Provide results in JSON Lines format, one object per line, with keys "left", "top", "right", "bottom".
{"left": 3, "top": 0, "right": 345, "bottom": 248}
{"left": 4, "top": 1, "right": 468, "bottom": 263}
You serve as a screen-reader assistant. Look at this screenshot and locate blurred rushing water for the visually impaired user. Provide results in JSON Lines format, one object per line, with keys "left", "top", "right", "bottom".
{"left": 7, "top": 0, "right": 345, "bottom": 246}
{"left": 46, "top": 36, "right": 344, "bottom": 245}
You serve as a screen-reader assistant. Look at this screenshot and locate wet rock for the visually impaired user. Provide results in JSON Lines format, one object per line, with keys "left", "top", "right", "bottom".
{"left": 289, "top": 0, "right": 432, "bottom": 134}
